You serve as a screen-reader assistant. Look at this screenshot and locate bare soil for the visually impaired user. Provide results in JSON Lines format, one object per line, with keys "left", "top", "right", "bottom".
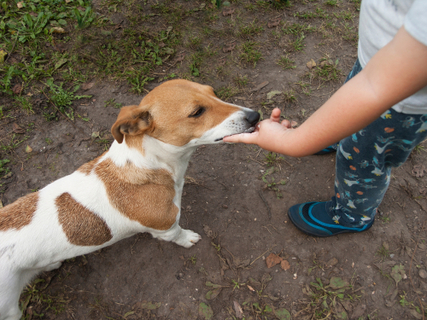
{"left": 1, "top": 1, "right": 427, "bottom": 319}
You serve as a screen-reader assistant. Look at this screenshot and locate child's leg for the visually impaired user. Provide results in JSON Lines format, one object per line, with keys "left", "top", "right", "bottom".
{"left": 333, "top": 109, "right": 427, "bottom": 226}
{"left": 289, "top": 110, "right": 427, "bottom": 236}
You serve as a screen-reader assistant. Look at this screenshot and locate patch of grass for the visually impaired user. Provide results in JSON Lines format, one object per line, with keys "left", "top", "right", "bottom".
{"left": 234, "top": 74, "right": 249, "bottom": 88}
{"left": 21, "top": 278, "right": 68, "bottom": 318}
{"left": 215, "top": 85, "right": 240, "bottom": 101}
{"left": 15, "top": 96, "right": 34, "bottom": 114}
{"left": 283, "top": 89, "right": 297, "bottom": 103}
{"left": 0, "top": 159, "right": 11, "bottom": 176}
{"left": 277, "top": 55, "right": 296, "bottom": 70}
{"left": 240, "top": 41, "right": 262, "bottom": 67}
{"left": 290, "top": 33, "right": 306, "bottom": 52}
{"left": 45, "top": 79, "right": 91, "bottom": 121}
{"left": 314, "top": 58, "right": 342, "bottom": 82}
{"left": 301, "top": 277, "right": 354, "bottom": 319}
{"left": 261, "top": 167, "right": 287, "bottom": 199}
{"left": 239, "top": 20, "right": 264, "bottom": 38}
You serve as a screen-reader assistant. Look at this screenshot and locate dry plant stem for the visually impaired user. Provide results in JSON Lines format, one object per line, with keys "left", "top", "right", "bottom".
{"left": 409, "top": 239, "right": 425, "bottom": 320}
{"left": 4, "top": 31, "right": 19, "bottom": 64}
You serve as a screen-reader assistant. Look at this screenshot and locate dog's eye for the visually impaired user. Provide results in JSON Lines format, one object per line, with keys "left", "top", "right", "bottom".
{"left": 189, "top": 107, "right": 206, "bottom": 118}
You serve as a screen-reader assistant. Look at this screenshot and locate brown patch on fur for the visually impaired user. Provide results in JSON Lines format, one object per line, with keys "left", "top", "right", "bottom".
{"left": 0, "top": 192, "right": 39, "bottom": 231}
{"left": 56, "top": 193, "right": 112, "bottom": 246}
{"left": 77, "top": 152, "right": 106, "bottom": 175}
{"left": 95, "top": 159, "right": 178, "bottom": 230}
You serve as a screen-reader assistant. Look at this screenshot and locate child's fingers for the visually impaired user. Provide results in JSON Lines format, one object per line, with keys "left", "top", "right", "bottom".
{"left": 270, "top": 108, "right": 281, "bottom": 123}
{"left": 223, "top": 132, "right": 258, "bottom": 144}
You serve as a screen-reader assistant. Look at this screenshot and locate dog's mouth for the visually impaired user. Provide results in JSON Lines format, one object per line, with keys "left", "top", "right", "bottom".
{"left": 215, "top": 126, "right": 256, "bottom": 142}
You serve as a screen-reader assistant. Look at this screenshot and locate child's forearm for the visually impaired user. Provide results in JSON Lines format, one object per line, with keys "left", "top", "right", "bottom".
{"left": 239, "top": 27, "right": 427, "bottom": 157}
{"left": 282, "top": 27, "right": 427, "bottom": 157}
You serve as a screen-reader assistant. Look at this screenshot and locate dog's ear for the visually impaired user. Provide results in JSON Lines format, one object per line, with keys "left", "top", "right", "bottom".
{"left": 111, "top": 106, "right": 153, "bottom": 144}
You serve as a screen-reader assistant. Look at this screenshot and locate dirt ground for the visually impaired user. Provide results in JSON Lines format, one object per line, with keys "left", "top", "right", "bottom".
{"left": 1, "top": 1, "right": 427, "bottom": 319}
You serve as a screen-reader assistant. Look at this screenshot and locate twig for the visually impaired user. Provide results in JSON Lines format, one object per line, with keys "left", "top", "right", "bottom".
{"left": 4, "top": 31, "right": 19, "bottom": 64}
{"left": 250, "top": 246, "right": 276, "bottom": 266}
{"left": 258, "top": 190, "right": 272, "bottom": 220}
{"left": 409, "top": 239, "right": 425, "bottom": 320}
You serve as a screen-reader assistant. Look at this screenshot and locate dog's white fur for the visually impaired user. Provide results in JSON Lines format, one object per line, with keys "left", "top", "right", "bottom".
{"left": 0, "top": 80, "right": 259, "bottom": 320}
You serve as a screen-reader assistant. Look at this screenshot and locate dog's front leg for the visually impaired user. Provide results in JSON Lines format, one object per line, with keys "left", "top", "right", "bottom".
{"left": 151, "top": 223, "right": 201, "bottom": 248}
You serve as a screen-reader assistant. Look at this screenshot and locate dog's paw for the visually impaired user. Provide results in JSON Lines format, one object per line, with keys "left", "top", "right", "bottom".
{"left": 174, "top": 229, "right": 202, "bottom": 248}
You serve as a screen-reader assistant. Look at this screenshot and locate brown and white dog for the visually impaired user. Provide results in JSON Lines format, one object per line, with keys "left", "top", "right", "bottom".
{"left": 0, "top": 79, "right": 259, "bottom": 320}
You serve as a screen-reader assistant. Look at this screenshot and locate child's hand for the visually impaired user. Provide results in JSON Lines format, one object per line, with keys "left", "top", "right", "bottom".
{"left": 224, "top": 108, "right": 296, "bottom": 151}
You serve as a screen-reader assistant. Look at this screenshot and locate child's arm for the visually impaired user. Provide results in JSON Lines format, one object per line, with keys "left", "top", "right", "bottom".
{"left": 224, "top": 27, "right": 427, "bottom": 157}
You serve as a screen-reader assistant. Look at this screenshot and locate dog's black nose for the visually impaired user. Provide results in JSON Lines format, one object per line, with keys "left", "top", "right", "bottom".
{"left": 245, "top": 111, "right": 260, "bottom": 126}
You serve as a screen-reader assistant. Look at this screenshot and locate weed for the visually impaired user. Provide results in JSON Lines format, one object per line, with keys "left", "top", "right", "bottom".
{"left": 264, "top": 152, "right": 284, "bottom": 167}
{"left": 277, "top": 55, "right": 296, "bottom": 70}
{"left": 261, "top": 167, "right": 286, "bottom": 199}
{"left": 326, "top": 0, "right": 338, "bottom": 6}
{"left": 189, "top": 255, "right": 197, "bottom": 265}
{"left": 104, "top": 98, "right": 123, "bottom": 109}
{"left": 46, "top": 79, "right": 91, "bottom": 120}
{"left": 240, "top": 41, "right": 262, "bottom": 67}
{"left": 283, "top": 89, "right": 297, "bottom": 103}
{"left": 290, "top": 33, "right": 306, "bottom": 52}
{"left": 73, "top": 7, "right": 95, "bottom": 28}
{"left": 376, "top": 244, "right": 389, "bottom": 261}
{"left": 239, "top": 20, "right": 264, "bottom": 38}
{"left": 234, "top": 75, "right": 249, "bottom": 88}
{"left": 15, "top": 96, "right": 33, "bottom": 114}
{"left": 314, "top": 58, "right": 342, "bottom": 82}
{"left": 215, "top": 85, "right": 239, "bottom": 101}
{"left": 414, "top": 144, "right": 426, "bottom": 154}
{"left": 0, "top": 159, "right": 10, "bottom": 176}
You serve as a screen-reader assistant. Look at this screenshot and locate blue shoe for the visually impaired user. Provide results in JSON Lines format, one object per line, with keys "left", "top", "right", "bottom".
{"left": 288, "top": 201, "right": 374, "bottom": 237}
{"left": 314, "top": 143, "right": 338, "bottom": 155}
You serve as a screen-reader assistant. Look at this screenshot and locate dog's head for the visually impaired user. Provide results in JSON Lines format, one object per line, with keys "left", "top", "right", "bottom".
{"left": 111, "top": 80, "right": 259, "bottom": 148}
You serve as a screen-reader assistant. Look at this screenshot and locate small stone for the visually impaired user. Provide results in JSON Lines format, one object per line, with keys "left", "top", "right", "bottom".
{"left": 419, "top": 269, "right": 427, "bottom": 279}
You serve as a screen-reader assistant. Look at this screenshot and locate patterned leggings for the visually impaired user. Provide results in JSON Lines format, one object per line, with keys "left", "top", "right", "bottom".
{"left": 329, "top": 60, "right": 427, "bottom": 227}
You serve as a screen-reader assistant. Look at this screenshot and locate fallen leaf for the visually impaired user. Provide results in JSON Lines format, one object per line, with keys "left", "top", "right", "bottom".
{"left": 54, "top": 58, "right": 68, "bottom": 70}
{"left": 81, "top": 82, "right": 95, "bottom": 91}
{"left": 25, "top": 145, "right": 33, "bottom": 153}
{"left": 13, "top": 123, "right": 25, "bottom": 134}
{"left": 223, "top": 41, "right": 236, "bottom": 53}
{"left": 17, "top": 1, "right": 23, "bottom": 8}
{"left": 412, "top": 164, "right": 426, "bottom": 178}
{"left": 266, "top": 253, "right": 282, "bottom": 268}
{"left": 222, "top": 7, "right": 235, "bottom": 16}
{"left": 50, "top": 27, "right": 65, "bottom": 34}
{"left": 268, "top": 18, "right": 281, "bottom": 28}
{"left": 391, "top": 264, "right": 405, "bottom": 286}
{"left": 0, "top": 50, "right": 7, "bottom": 63}
{"left": 280, "top": 260, "right": 290, "bottom": 271}
{"left": 198, "top": 302, "right": 213, "bottom": 320}
{"left": 328, "top": 277, "right": 349, "bottom": 289}
{"left": 12, "top": 84, "right": 22, "bottom": 95}
{"left": 233, "top": 301, "right": 243, "bottom": 319}
{"left": 306, "top": 59, "right": 316, "bottom": 69}
{"left": 267, "top": 90, "right": 282, "bottom": 100}
{"left": 203, "top": 225, "right": 215, "bottom": 239}
{"left": 206, "top": 288, "right": 221, "bottom": 300}
{"left": 137, "top": 301, "right": 161, "bottom": 310}
{"left": 274, "top": 308, "right": 291, "bottom": 320}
